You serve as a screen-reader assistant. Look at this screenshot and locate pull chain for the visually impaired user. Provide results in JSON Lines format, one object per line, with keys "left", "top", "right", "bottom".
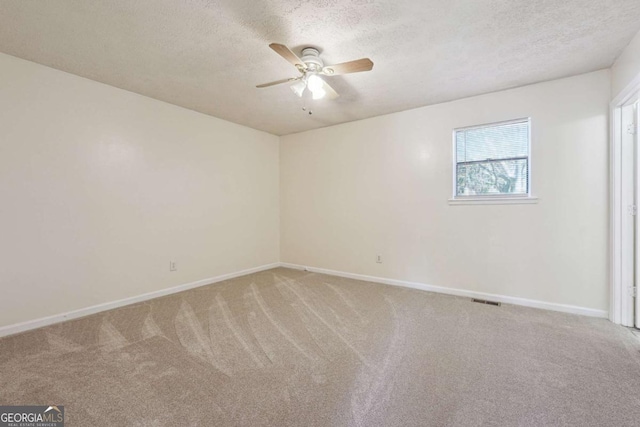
{"left": 301, "top": 87, "right": 313, "bottom": 115}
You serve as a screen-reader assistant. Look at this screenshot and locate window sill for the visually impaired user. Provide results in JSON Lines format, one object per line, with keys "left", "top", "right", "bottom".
{"left": 448, "top": 196, "right": 538, "bottom": 205}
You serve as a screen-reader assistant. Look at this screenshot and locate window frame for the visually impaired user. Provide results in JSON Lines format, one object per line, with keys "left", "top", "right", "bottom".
{"left": 449, "top": 117, "right": 537, "bottom": 205}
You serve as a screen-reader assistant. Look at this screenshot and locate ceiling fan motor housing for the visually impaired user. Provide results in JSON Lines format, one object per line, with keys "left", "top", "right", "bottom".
{"left": 300, "top": 47, "right": 323, "bottom": 71}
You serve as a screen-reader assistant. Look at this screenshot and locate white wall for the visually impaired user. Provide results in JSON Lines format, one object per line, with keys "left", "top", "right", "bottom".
{"left": 0, "top": 51, "right": 613, "bottom": 328}
{"left": 0, "top": 53, "right": 280, "bottom": 328}
{"left": 612, "top": 29, "right": 640, "bottom": 99}
{"left": 281, "top": 70, "right": 610, "bottom": 312}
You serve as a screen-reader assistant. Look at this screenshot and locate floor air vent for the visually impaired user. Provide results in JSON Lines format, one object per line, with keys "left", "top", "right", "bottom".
{"left": 472, "top": 298, "right": 501, "bottom": 307}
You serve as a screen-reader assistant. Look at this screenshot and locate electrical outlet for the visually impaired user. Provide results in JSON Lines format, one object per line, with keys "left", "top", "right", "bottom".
{"left": 376, "top": 255, "right": 382, "bottom": 263}
{"left": 169, "top": 261, "right": 177, "bottom": 272}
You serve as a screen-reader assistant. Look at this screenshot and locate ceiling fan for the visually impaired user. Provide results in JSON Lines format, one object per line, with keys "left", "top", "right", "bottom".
{"left": 256, "top": 43, "right": 374, "bottom": 101}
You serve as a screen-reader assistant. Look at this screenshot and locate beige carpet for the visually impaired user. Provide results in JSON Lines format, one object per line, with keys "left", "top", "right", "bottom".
{"left": 1, "top": 267, "right": 639, "bottom": 426}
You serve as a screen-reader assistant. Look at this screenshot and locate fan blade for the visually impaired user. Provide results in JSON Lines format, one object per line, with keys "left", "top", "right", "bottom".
{"left": 269, "top": 43, "right": 306, "bottom": 70}
{"left": 322, "top": 80, "right": 339, "bottom": 100}
{"left": 322, "top": 58, "right": 373, "bottom": 75}
{"left": 256, "top": 77, "right": 300, "bottom": 88}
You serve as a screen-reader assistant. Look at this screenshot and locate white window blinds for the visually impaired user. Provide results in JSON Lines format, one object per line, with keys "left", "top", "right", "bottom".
{"left": 455, "top": 119, "right": 530, "bottom": 197}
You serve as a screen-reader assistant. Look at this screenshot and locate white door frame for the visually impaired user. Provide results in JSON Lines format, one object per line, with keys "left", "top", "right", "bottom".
{"left": 610, "top": 74, "right": 640, "bottom": 326}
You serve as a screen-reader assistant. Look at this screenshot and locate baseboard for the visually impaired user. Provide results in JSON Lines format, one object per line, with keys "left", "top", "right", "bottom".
{"left": 1, "top": 261, "right": 608, "bottom": 338}
{"left": 0, "top": 262, "right": 280, "bottom": 338}
{"left": 279, "top": 263, "right": 609, "bottom": 319}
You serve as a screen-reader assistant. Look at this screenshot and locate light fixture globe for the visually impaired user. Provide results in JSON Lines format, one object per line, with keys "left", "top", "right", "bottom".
{"left": 290, "top": 80, "right": 306, "bottom": 97}
{"left": 312, "top": 88, "right": 326, "bottom": 100}
{"left": 307, "top": 74, "right": 324, "bottom": 92}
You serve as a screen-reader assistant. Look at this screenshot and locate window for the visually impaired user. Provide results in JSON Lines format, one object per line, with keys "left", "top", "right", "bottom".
{"left": 453, "top": 118, "right": 531, "bottom": 201}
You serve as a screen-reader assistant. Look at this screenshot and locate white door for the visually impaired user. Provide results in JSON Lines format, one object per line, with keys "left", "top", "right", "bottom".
{"left": 620, "top": 101, "right": 636, "bottom": 327}
{"left": 612, "top": 85, "right": 640, "bottom": 326}
{"left": 635, "top": 101, "right": 640, "bottom": 329}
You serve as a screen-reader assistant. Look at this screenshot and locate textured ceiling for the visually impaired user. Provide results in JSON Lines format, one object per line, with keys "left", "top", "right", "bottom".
{"left": 1, "top": 1, "right": 639, "bottom": 135}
